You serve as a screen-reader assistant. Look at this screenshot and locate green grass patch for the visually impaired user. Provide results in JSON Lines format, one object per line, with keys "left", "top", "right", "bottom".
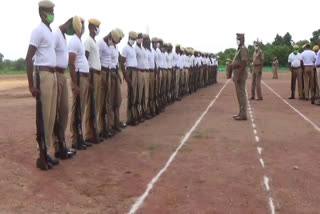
{"left": 0, "top": 70, "right": 26, "bottom": 75}
{"left": 218, "top": 66, "right": 288, "bottom": 71}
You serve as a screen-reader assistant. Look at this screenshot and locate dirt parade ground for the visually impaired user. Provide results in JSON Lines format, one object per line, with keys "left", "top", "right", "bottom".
{"left": 1, "top": 71, "right": 320, "bottom": 214}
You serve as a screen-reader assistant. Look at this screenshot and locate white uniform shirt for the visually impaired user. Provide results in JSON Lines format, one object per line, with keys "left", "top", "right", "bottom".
{"left": 191, "top": 55, "right": 195, "bottom": 67}
{"left": 29, "top": 22, "right": 56, "bottom": 67}
{"left": 121, "top": 43, "right": 138, "bottom": 68}
{"left": 155, "top": 48, "right": 163, "bottom": 69}
{"left": 142, "top": 47, "right": 149, "bottom": 69}
{"left": 162, "top": 52, "right": 168, "bottom": 69}
{"left": 68, "top": 35, "right": 89, "bottom": 73}
{"left": 167, "top": 52, "right": 173, "bottom": 69}
{"left": 134, "top": 44, "right": 145, "bottom": 69}
{"left": 147, "top": 48, "right": 155, "bottom": 69}
{"left": 84, "top": 36, "right": 101, "bottom": 70}
{"left": 288, "top": 52, "right": 302, "bottom": 68}
{"left": 301, "top": 50, "right": 316, "bottom": 66}
{"left": 172, "top": 52, "right": 179, "bottom": 68}
{"left": 54, "top": 28, "right": 68, "bottom": 69}
{"left": 99, "top": 39, "right": 112, "bottom": 69}
{"left": 110, "top": 45, "right": 119, "bottom": 69}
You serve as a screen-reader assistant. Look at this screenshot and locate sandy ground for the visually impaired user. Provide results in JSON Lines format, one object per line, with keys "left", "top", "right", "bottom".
{"left": 0, "top": 71, "right": 319, "bottom": 214}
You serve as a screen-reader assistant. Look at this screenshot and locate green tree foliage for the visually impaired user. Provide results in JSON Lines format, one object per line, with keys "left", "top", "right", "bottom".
{"left": 0, "top": 58, "right": 26, "bottom": 71}
{"left": 310, "top": 29, "right": 320, "bottom": 46}
{"left": 0, "top": 53, "right": 3, "bottom": 62}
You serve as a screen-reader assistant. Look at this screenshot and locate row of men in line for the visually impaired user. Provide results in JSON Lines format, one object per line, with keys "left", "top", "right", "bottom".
{"left": 26, "top": 0, "right": 219, "bottom": 170}
{"left": 288, "top": 44, "right": 320, "bottom": 102}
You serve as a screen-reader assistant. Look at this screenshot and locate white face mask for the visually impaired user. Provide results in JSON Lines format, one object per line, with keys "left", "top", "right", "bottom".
{"left": 255, "top": 46, "right": 259, "bottom": 50}
{"left": 94, "top": 27, "right": 100, "bottom": 36}
{"left": 237, "top": 39, "right": 240, "bottom": 46}
{"left": 129, "top": 39, "right": 135, "bottom": 46}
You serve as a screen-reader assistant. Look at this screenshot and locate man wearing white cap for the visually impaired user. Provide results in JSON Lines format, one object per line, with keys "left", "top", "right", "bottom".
{"left": 26, "top": 0, "right": 58, "bottom": 170}
{"left": 52, "top": 17, "right": 80, "bottom": 160}
{"left": 121, "top": 31, "right": 139, "bottom": 126}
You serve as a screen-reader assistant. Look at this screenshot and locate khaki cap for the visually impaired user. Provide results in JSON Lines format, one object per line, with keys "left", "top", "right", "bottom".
{"left": 175, "top": 44, "right": 181, "bottom": 47}
{"left": 152, "top": 37, "right": 159, "bottom": 42}
{"left": 114, "top": 28, "right": 124, "bottom": 38}
{"left": 38, "top": 0, "right": 55, "bottom": 8}
{"left": 88, "top": 18, "right": 101, "bottom": 26}
{"left": 111, "top": 30, "right": 121, "bottom": 43}
{"left": 313, "top": 45, "right": 319, "bottom": 51}
{"left": 236, "top": 33, "right": 245, "bottom": 38}
{"left": 293, "top": 45, "right": 299, "bottom": 49}
{"left": 73, "top": 16, "right": 82, "bottom": 35}
{"left": 129, "top": 31, "right": 138, "bottom": 39}
{"left": 273, "top": 57, "right": 277, "bottom": 60}
{"left": 143, "top": 34, "right": 150, "bottom": 39}
{"left": 303, "top": 43, "right": 311, "bottom": 49}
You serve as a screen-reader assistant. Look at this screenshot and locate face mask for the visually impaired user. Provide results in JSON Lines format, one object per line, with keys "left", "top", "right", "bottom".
{"left": 237, "top": 39, "right": 240, "bottom": 46}
{"left": 294, "top": 50, "right": 298, "bottom": 54}
{"left": 94, "top": 27, "right": 100, "bottom": 36}
{"left": 157, "top": 43, "right": 160, "bottom": 48}
{"left": 43, "top": 12, "right": 54, "bottom": 24}
{"left": 129, "top": 39, "right": 135, "bottom": 46}
{"left": 137, "top": 38, "right": 143, "bottom": 44}
{"left": 66, "top": 28, "right": 75, "bottom": 36}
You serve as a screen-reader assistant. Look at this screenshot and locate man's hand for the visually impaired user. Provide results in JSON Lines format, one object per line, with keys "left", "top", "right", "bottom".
{"left": 29, "top": 86, "right": 40, "bottom": 97}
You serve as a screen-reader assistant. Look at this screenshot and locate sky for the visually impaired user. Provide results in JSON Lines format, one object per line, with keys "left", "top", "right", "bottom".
{"left": 0, "top": 0, "right": 319, "bottom": 60}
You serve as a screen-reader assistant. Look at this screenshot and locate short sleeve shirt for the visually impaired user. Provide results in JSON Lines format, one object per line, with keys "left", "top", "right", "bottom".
{"left": 288, "top": 53, "right": 302, "bottom": 68}
{"left": 54, "top": 28, "right": 68, "bottom": 69}
{"left": 29, "top": 22, "right": 56, "bottom": 67}
{"left": 110, "top": 46, "right": 119, "bottom": 69}
{"left": 121, "top": 43, "right": 137, "bottom": 68}
{"left": 301, "top": 50, "right": 316, "bottom": 66}
{"left": 99, "top": 39, "right": 112, "bottom": 68}
{"left": 84, "top": 36, "right": 101, "bottom": 70}
{"left": 68, "top": 35, "right": 89, "bottom": 73}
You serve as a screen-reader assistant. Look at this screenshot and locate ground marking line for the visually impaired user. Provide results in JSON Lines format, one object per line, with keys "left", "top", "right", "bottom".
{"left": 260, "top": 158, "right": 265, "bottom": 168}
{"left": 257, "top": 147, "right": 262, "bottom": 155}
{"left": 128, "top": 80, "right": 231, "bottom": 214}
{"left": 255, "top": 136, "right": 260, "bottom": 142}
{"left": 262, "top": 81, "right": 320, "bottom": 132}
{"left": 269, "top": 197, "right": 276, "bottom": 214}
{"left": 264, "top": 176, "right": 270, "bottom": 191}
{"left": 253, "top": 129, "right": 257, "bottom": 135}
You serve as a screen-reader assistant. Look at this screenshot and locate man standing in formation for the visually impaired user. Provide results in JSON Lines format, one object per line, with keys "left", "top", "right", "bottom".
{"left": 232, "top": 33, "right": 249, "bottom": 121}
{"left": 288, "top": 45, "right": 303, "bottom": 99}
{"left": 272, "top": 57, "right": 279, "bottom": 79}
{"left": 250, "top": 41, "right": 264, "bottom": 101}
{"left": 301, "top": 43, "right": 317, "bottom": 101}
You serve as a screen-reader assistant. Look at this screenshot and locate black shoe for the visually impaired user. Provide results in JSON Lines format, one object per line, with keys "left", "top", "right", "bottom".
{"left": 234, "top": 116, "right": 247, "bottom": 121}
{"left": 256, "top": 98, "right": 263, "bottom": 101}
{"left": 72, "top": 143, "right": 87, "bottom": 150}
{"left": 249, "top": 97, "right": 255, "bottom": 100}
{"left": 47, "top": 155, "right": 59, "bottom": 165}
{"left": 113, "top": 127, "right": 122, "bottom": 133}
{"left": 145, "top": 114, "right": 152, "bottom": 120}
{"left": 120, "top": 122, "right": 127, "bottom": 128}
{"left": 233, "top": 114, "right": 240, "bottom": 118}
{"left": 83, "top": 141, "right": 92, "bottom": 147}
{"left": 288, "top": 96, "right": 295, "bottom": 99}
{"left": 54, "top": 149, "right": 73, "bottom": 159}
{"left": 36, "top": 158, "right": 53, "bottom": 170}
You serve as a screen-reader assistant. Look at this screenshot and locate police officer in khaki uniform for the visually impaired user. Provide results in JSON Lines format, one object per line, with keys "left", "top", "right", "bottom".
{"left": 232, "top": 33, "right": 249, "bottom": 120}
{"left": 26, "top": 0, "right": 59, "bottom": 169}
{"left": 226, "top": 58, "right": 233, "bottom": 79}
{"left": 272, "top": 57, "right": 279, "bottom": 79}
{"left": 250, "top": 41, "right": 264, "bottom": 100}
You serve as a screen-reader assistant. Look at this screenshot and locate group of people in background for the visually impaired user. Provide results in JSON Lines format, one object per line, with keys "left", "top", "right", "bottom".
{"left": 26, "top": 0, "right": 219, "bottom": 170}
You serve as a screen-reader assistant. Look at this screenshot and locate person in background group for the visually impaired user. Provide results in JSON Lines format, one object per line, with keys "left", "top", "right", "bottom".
{"left": 288, "top": 45, "right": 303, "bottom": 99}
{"left": 272, "top": 57, "right": 279, "bottom": 79}
{"left": 301, "top": 43, "right": 317, "bottom": 101}
{"left": 226, "top": 58, "right": 233, "bottom": 79}
{"left": 315, "top": 44, "right": 320, "bottom": 98}
{"left": 250, "top": 41, "right": 264, "bottom": 101}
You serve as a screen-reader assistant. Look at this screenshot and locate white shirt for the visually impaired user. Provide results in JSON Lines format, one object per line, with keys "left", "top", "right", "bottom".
{"left": 148, "top": 48, "right": 156, "bottom": 69}
{"left": 301, "top": 50, "right": 316, "bottom": 66}
{"left": 288, "top": 52, "right": 302, "bottom": 68}
{"left": 99, "top": 39, "right": 112, "bottom": 69}
{"left": 111, "top": 46, "right": 119, "bottom": 69}
{"left": 162, "top": 52, "right": 168, "bottom": 69}
{"left": 172, "top": 52, "right": 179, "bottom": 67}
{"left": 68, "top": 35, "right": 89, "bottom": 73}
{"left": 84, "top": 36, "right": 101, "bottom": 71}
{"left": 54, "top": 28, "right": 68, "bottom": 69}
{"left": 121, "top": 43, "right": 137, "bottom": 68}
{"left": 191, "top": 55, "right": 195, "bottom": 67}
{"left": 142, "top": 47, "right": 149, "bottom": 69}
{"left": 134, "top": 44, "right": 145, "bottom": 69}
{"left": 29, "top": 22, "right": 56, "bottom": 67}
{"left": 167, "top": 52, "right": 174, "bottom": 69}
{"left": 155, "top": 48, "right": 163, "bottom": 68}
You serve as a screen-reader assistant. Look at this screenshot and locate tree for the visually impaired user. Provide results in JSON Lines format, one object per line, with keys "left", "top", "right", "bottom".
{"left": 282, "top": 32, "right": 293, "bottom": 46}
{"left": 13, "top": 58, "right": 26, "bottom": 71}
{"left": 310, "top": 29, "right": 320, "bottom": 46}
{"left": 0, "top": 53, "right": 3, "bottom": 62}
{"left": 272, "top": 34, "right": 283, "bottom": 46}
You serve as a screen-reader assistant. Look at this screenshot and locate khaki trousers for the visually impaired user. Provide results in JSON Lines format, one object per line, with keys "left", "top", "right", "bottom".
{"left": 251, "top": 66, "right": 263, "bottom": 99}
{"left": 70, "top": 74, "right": 89, "bottom": 144}
{"left": 162, "top": 69, "right": 167, "bottom": 98}
{"left": 175, "top": 69, "right": 180, "bottom": 98}
{"left": 99, "top": 71, "right": 108, "bottom": 133}
{"left": 199, "top": 68, "right": 204, "bottom": 87}
{"left": 84, "top": 72, "right": 101, "bottom": 140}
{"left": 304, "top": 66, "right": 315, "bottom": 99}
{"left": 167, "top": 69, "right": 172, "bottom": 97}
{"left": 144, "top": 72, "right": 150, "bottom": 113}
{"left": 149, "top": 70, "right": 155, "bottom": 113}
{"left": 53, "top": 72, "right": 68, "bottom": 151}
{"left": 109, "top": 72, "right": 122, "bottom": 129}
{"left": 137, "top": 70, "right": 145, "bottom": 115}
{"left": 126, "top": 68, "right": 138, "bottom": 123}
{"left": 272, "top": 66, "right": 278, "bottom": 79}
{"left": 317, "top": 67, "right": 320, "bottom": 96}
{"left": 34, "top": 70, "right": 57, "bottom": 150}
{"left": 290, "top": 67, "right": 304, "bottom": 98}
{"left": 234, "top": 69, "right": 247, "bottom": 117}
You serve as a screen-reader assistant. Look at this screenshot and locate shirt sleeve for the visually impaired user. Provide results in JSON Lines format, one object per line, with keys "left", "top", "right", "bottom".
{"left": 68, "top": 38, "right": 78, "bottom": 54}
{"left": 29, "top": 28, "right": 42, "bottom": 48}
{"left": 121, "top": 46, "right": 128, "bottom": 58}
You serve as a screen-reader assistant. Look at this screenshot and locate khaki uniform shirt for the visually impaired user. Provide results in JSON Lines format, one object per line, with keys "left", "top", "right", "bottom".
{"left": 272, "top": 59, "right": 279, "bottom": 68}
{"left": 232, "top": 45, "right": 248, "bottom": 69}
{"left": 253, "top": 49, "right": 264, "bottom": 66}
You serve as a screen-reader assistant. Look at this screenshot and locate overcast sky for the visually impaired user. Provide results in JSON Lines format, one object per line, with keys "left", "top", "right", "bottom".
{"left": 0, "top": 0, "right": 319, "bottom": 60}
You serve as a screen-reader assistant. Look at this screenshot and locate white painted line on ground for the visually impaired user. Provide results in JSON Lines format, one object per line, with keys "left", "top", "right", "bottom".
{"left": 263, "top": 81, "right": 320, "bottom": 132}
{"left": 251, "top": 118, "right": 254, "bottom": 123}
{"left": 253, "top": 129, "right": 257, "bottom": 135}
{"left": 264, "top": 176, "right": 270, "bottom": 191}
{"left": 128, "top": 80, "right": 231, "bottom": 214}
{"left": 252, "top": 123, "right": 256, "bottom": 128}
{"left": 257, "top": 147, "right": 262, "bottom": 155}
{"left": 255, "top": 136, "right": 260, "bottom": 142}
{"left": 260, "top": 158, "right": 265, "bottom": 168}
{"left": 269, "top": 197, "right": 276, "bottom": 214}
